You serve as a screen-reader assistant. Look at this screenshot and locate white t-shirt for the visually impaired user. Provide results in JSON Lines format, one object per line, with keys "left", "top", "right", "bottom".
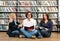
{"left": 22, "top": 18, "right": 37, "bottom": 30}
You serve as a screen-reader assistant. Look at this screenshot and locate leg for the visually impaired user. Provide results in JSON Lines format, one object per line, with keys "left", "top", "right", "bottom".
{"left": 29, "top": 30, "right": 37, "bottom": 36}
{"left": 12, "top": 30, "right": 20, "bottom": 37}
{"left": 35, "top": 30, "right": 43, "bottom": 38}
{"left": 40, "top": 30, "right": 51, "bottom": 37}
{"left": 20, "top": 28, "right": 32, "bottom": 38}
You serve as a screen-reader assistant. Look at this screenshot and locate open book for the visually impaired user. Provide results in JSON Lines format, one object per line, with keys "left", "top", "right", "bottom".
{"left": 24, "top": 26, "right": 34, "bottom": 30}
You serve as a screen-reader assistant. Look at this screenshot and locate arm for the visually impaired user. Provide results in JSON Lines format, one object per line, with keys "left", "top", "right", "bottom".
{"left": 44, "top": 21, "right": 53, "bottom": 32}
{"left": 48, "top": 21, "right": 53, "bottom": 31}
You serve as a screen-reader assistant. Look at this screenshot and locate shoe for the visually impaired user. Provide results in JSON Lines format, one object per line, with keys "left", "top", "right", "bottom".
{"left": 31, "top": 36, "right": 36, "bottom": 39}
{"left": 37, "top": 33, "right": 43, "bottom": 39}
{"left": 21, "top": 35, "right": 27, "bottom": 38}
{"left": 37, "top": 35, "right": 43, "bottom": 39}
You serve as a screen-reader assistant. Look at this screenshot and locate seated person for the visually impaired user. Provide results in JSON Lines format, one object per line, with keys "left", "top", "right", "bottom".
{"left": 38, "top": 13, "right": 53, "bottom": 37}
{"left": 20, "top": 11, "right": 41, "bottom": 38}
{"left": 7, "top": 13, "right": 22, "bottom": 37}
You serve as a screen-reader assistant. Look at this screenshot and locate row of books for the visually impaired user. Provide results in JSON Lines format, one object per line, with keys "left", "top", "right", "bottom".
{"left": 37, "top": 7, "right": 58, "bottom": 12}
{"left": 0, "top": 7, "right": 58, "bottom": 12}
{"left": 37, "top": 1, "right": 57, "bottom": 6}
{"left": 0, "top": 25, "right": 8, "bottom": 30}
{"left": 0, "top": 14, "right": 10, "bottom": 18}
{"left": 0, "top": 20, "right": 8, "bottom": 24}
{"left": 0, "top": 1, "right": 16, "bottom": 6}
{"left": 18, "top": 1, "right": 37, "bottom": 6}
{"left": 0, "top": 1, "right": 57, "bottom": 6}
{"left": 49, "top": 14, "right": 57, "bottom": 18}
{"left": 38, "top": 14, "right": 57, "bottom": 19}
{"left": 0, "top": 7, "right": 16, "bottom": 12}
{"left": 18, "top": 7, "right": 37, "bottom": 12}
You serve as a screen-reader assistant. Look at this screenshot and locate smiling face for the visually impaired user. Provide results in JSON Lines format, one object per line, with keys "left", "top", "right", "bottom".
{"left": 12, "top": 14, "right": 16, "bottom": 20}
{"left": 27, "top": 13, "right": 32, "bottom": 19}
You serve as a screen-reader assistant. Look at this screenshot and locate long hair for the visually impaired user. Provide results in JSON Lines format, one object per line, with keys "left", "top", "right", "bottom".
{"left": 41, "top": 13, "right": 51, "bottom": 24}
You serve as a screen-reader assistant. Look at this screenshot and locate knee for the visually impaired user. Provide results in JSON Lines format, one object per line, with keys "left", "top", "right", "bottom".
{"left": 46, "top": 33, "right": 51, "bottom": 37}
{"left": 15, "top": 31, "right": 20, "bottom": 35}
{"left": 34, "top": 30, "right": 38, "bottom": 34}
{"left": 20, "top": 28, "right": 24, "bottom": 31}
{"left": 13, "top": 30, "right": 20, "bottom": 34}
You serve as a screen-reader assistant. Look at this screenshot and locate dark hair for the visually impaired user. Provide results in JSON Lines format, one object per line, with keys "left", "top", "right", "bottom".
{"left": 25, "top": 11, "right": 33, "bottom": 18}
{"left": 43, "top": 13, "right": 50, "bottom": 20}
{"left": 41, "top": 13, "right": 51, "bottom": 24}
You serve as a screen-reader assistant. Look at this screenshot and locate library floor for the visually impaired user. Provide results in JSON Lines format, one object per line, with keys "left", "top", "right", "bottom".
{"left": 0, "top": 32, "right": 60, "bottom": 41}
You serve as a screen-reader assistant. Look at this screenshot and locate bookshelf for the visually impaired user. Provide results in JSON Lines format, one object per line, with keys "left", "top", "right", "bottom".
{"left": 0, "top": 0, "right": 58, "bottom": 31}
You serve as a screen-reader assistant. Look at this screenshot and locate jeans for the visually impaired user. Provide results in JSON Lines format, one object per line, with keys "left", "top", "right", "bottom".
{"left": 20, "top": 28, "right": 37, "bottom": 38}
{"left": 11, "top": 30, "right": 20, "bottom": 36}
{"left": 40, "top": 29, "right": 51, "bottom": 37}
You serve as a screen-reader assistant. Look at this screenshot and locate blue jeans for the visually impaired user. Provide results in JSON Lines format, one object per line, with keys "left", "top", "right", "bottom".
{"left": 20, "top": 28, "right": 37, "bottom": 38}
{"left": 40, "top": 29, "right": 51, "bottom": 37}
{"left": 11, "top": 30, "right": 20, "bottom": 36}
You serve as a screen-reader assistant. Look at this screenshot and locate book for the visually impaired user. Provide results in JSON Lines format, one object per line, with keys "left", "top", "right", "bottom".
{"left": 24, "top": 26, "right": 34, "bottom": 30}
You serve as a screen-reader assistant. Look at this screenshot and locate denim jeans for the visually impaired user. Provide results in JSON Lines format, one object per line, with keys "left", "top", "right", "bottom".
{"left": 11, "top": 30, "right": 20, "bottom": 36}
{"left": 20, "top": 28, "right": 37, "bottom": 38}
{"left": 40, "top": 29, "right": 51, "bottom": 37}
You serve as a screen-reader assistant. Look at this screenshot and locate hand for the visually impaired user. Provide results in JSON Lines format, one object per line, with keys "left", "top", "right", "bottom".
{"left": 18, "top": 24, "right": 22, "bottom": 28}
{"left": 45, "top": 28, "right": 49, "bottom": 31}
{"left": 35, "top": 26, "right": 39, "bottom": 29}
